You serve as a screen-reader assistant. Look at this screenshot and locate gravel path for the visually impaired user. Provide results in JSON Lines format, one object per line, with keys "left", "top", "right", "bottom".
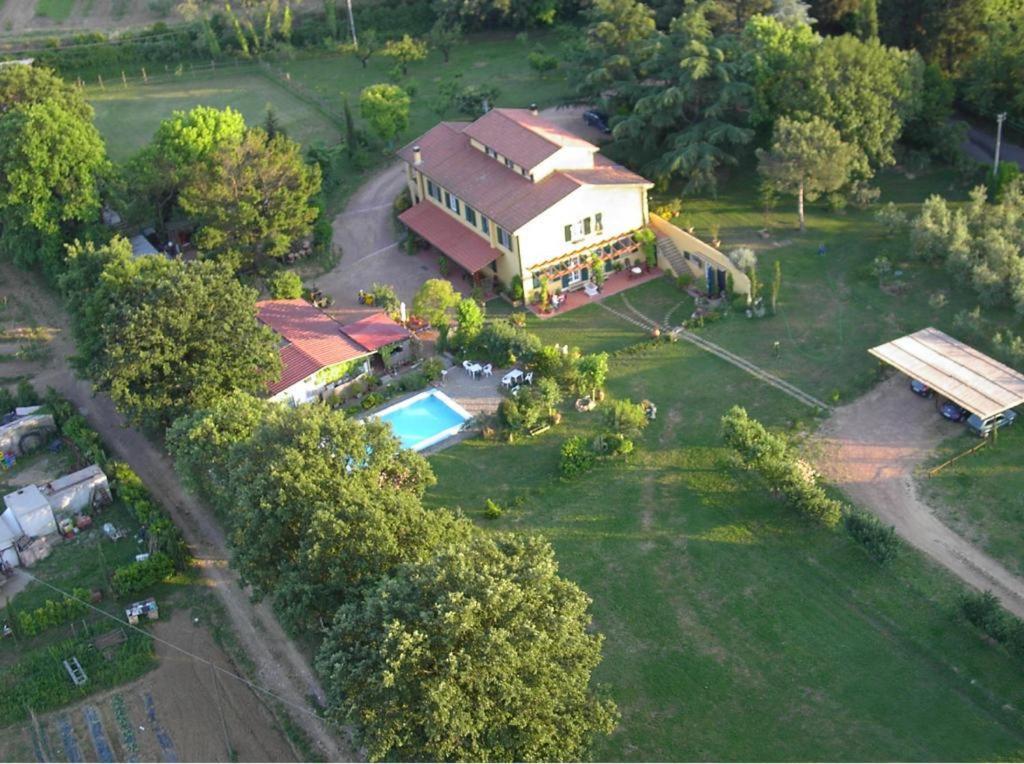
{"left": 1, "top": 262, "right": 354, "bottom": 762}
{"left": 814, "top": 375, "right": 1024, "bottom": 618}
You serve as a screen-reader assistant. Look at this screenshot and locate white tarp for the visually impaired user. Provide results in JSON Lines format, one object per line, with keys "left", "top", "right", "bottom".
{"left": 3, "top": 486, "right": 56, "bottom": 537}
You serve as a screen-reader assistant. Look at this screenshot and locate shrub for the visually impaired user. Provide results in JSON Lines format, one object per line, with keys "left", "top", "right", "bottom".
{"left": 370, "top": 283, "right": 400, "bottom": 314}
{"left": 605, "top": 399, "right": 648, "bottom": 438}
{"left": 472, "top": 319, "right": 542, "bottom": 366}
{"left": 653, "top": 199, "right": 682, "bottom": 219}
{"left": 676, "top": 273, "right": 694, "bottom": 291}
{"left": 728, "top": 248, "right": 757, "bottom": 272}
{"left": 16, "top": 589, "right": 90, "bottom": 637}
{"left": 484, "top": 498, "right": 503, "bottom": 518}
{"left": 393, "top": 187, "right": 412, "bottom": 215}
{"left": 361, "top": 392, "right": 386, "bottom": 410}
{"left": 844, "top": 509, "right": 899, "bottom": 563}
{"left": 510, "top": 274, "right": 524, "bottom": 302}
{"left": 422, "top": 357, "right": 444, "bottom": 381}
{"left": 111, "top": 553, "right": 175, "bottom": 597}
{"left": 959, "top": 590, "right": 1011, "bottom": 642}
{"left": 109, "top": 462, "right": 188, "bottom": 563}
{"left": 527, "top": 50, "right": 558, "bottom": 73}
{"left": 267, "top": 270, "right": 303, "bottom": 299}
{"left": 560, "top": 435, "right": 596, "bottom": 479}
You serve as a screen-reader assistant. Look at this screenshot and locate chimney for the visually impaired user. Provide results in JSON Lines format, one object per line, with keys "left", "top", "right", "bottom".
{"left": 529, "top": 103, "right": 538, "bottom": 116}
{"left": 412, "top": 145, "right": 422, "bottom": 166}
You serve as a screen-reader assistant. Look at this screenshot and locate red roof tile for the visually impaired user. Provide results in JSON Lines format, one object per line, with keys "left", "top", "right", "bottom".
{"left": 399, "top": 203, "right": 499, "bottom": 273}
{"left": 462, "top": 108, "right": 597, "bottom": 170}
{"left": 340, "top": 311, "right": 411, "bottom": 352}
{"left": 256, "top": 299, "right": 370, "bottom": 395}
{"left": 398, "top": 112, "right": 651, "bottom": 232}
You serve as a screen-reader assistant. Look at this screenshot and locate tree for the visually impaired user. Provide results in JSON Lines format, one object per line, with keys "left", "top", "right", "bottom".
{"left": 359, "top": 83, "right": 410, "bottom": 145}
{"left": 429, "top": 18, "right": 463, "bottom": 63}
{"left": 125, "top": 105, "right": 246, "bottom": 231}
{"left": 856, "top": 0, "right": 878, "bottom": 39}
{"left": 344, "top": 29, "right": 382, "bottom": 69}
{"left": 267, "top": 269, "right": 303, "bottom": 298}
{"left": 757, "top": 116, "right": 857, "bottom": 230}
{"left": 382, "top": 34, "right": 428, "bottom": 76}
{"left": 770, "top": 0, "right": 816, "bottom": 27}
{"left": 316, "top": 531, "right": 618, "bottom": 762}
{"left": 343, "top": 96, "right": 359, "bottom": 160}
{"left": 574, "top": 0, "right": 659, "bottom": 108}
{"left": 741, "top": 15, "right": 820, "bottom": 128}
{"left": 324, "top": 0, "right": 339, "bottom": 38}
{"left": 0, "top": 96, "right": 108, "bottom": 277}
{"left": 179, "top": 128, "right": 322, "bottom": 270}
{"left": 70, "top": 255, "right": 281, "bottom": 428}
{"left": 606, "top": 398, "right": 648, "bottom": 438}
{"left": 0, "top": 65, "right": 91, "bottom": 118}
{"left": 770, "top": 260, "right": 782, "bottom": 313}
{"left": 453, "top": 297, "right": 484, "bottom": 349}
{"left": 263, "top": 105, "right": 285, "bottom": 139}
{"left": 577, "top": 352, "right": 609, "bottom": 397}
{"left": 412, "top": 278, "right": 460, "bottom": 330}
{"left": 177, "top": 403, "right": 465, "bottom": 630}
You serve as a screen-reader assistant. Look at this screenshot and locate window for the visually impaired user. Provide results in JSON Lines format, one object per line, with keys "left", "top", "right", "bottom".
{"left": 481, "top": 216, "right": 490, "bottom": 234}
{"left": 564, "top": 224, "right": 572, "bottom": 242}
{"left": 497, "top": 226, "right": 513, "bottom": 250}
{"left": 566, "top": 217, "right": 593, "bottom": 243}
{"left": 583, "top": 217, "right": 592, "bottom": 235}
{"left": 444, "top": 191, "right": 460, "bottom": 214}
{"left": 486, "top": 146, "right": 497, "bottom": 159}
{"left": 595, "top": 212, "right": 603, "bottom": 234}
{"left": 426, "top": 179, "right": 441, "bottom": 202}
{"left": 505, "top": 157, "right": 514, "bottom": 169}
{"left": 465, "top": 206, "right": 477, "bottom": 226}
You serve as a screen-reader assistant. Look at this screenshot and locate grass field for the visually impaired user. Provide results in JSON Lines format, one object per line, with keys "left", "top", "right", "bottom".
{"left": 426, "top": 304, "right": 1024, "bottom": 760}
{"left": 87, "top": 66, "right": 341, "bottom": 161}
{"left": 34, "top": 0, "right": 75, "bottom": 22}
{"left": 921, "top": 426, "right": 1024, "bottom": 577}
{"left": 652, "top": 167, "right": 1024, "bottom": 404}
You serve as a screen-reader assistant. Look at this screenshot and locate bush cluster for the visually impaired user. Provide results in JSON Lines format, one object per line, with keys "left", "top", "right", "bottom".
{"left": 721, "top": 406, "right": 843, "bottom": 527}
{"left": 108, "top": 462, "right": 189, "bottom": 564}
{"left": 468, "top": 318, "right": 543, "bottom": 367}
{"left": 16, "top": 589, "right": 90, "bottom": 637}
{"left": 559, "top": 435, "right": 596, "bottom": 479}
{"left": 959, "top": 590, "right": 1024, "bottom": 658}
{"left": 843, "top": 509, "right": 900, "bottom": 563}
{"left": 111, "top": 552, "right": 175, "bottom": 597}
{"left": 500, "top": 378, "right": 562, "bottom": 434}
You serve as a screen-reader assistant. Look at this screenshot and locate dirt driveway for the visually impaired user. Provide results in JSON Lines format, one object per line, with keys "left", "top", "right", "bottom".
{"left": 814, "top": 374, "right": 1024, "bottom": 618}
{"left": 317, "top": 106, "right": 607, "bottom": 309}
{"left": 0, "top": 264, "right": 354, "bottom": 761}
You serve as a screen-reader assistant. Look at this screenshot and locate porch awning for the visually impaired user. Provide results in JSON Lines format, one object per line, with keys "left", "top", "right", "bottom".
{"left": 399, "top": 202, "right": 498, "bottom": 274}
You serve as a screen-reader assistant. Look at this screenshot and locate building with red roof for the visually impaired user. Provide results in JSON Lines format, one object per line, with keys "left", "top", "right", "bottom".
{"left": 256, "top": 300, "right": 409, "bottom": 405}
{"left": 397, "top": 107, "right": 655, "bottom": 299}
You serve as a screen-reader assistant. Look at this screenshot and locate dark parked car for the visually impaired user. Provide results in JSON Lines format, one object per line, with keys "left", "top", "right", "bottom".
{"left": 909, "top": 379, "right": 932, "bottom": 398}
{"left": 939, "top": 400, "right": 969, "bottom": 422}
{"left": 583, "top": 110, "right": 612, "bottom": 134}
{"left": 967, "top": 409, "right": 1017, "bottom": 437}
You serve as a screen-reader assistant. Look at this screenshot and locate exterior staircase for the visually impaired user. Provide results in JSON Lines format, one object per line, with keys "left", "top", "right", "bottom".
{"left": 656, "top": 235, "right": 689, "bottom": 278}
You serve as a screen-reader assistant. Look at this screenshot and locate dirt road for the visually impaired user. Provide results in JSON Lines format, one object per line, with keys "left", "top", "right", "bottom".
{"left": 1, "top": 263, "right": 354, "bottom": 761}
{"left": 814, "top": 375, "right": 1024, "bottom": 619}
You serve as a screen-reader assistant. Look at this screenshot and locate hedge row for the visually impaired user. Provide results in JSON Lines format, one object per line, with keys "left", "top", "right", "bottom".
{"left": 16, "top": 589, "right": 90, "bottom": 637}
{"left": 108, "top": 462, "right": 189, "bottom": 566}
{"left": 111, "top": 553, "right": 175, "bottom": 597}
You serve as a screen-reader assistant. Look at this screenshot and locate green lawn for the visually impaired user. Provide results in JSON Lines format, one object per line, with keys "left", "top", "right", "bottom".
{"left": 650, "top": 167, "right": 1024, "bottom": 404}
{"left": 426, "top": 321, "right": 1024, "bottom": 760}
{"left": 35, "top": 0, "right": 75, "bottom": 22}
{"left": 920, "top": 426, "right": 1024, "bottom": 577}
{"left": 87, "top": 66, "right": 341, "bottom": 162}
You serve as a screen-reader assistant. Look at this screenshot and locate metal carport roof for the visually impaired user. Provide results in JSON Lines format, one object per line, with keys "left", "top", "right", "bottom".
{"left": 868, "top": 327, "right": 1024, "bottom": 420}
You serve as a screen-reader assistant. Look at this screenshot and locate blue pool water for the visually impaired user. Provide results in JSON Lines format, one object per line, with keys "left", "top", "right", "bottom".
{"left": 376, "top": 390, "right": 471, "bottom": 451}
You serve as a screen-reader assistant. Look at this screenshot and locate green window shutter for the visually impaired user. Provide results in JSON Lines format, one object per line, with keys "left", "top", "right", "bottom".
{"left": 564, "top": 225, "right": 572, "bottom": 242}
{"left": 595, "top": 212, "right": 603, "bottom": 233}
{"left": 584, "top": 217, "right": 591, "bottom": 235}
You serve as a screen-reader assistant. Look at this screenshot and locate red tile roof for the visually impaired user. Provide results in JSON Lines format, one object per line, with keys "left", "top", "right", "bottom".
{"left": 399, "top": 202, "right": 499, "bottom": 273}
{"left": 256, "top": 299, "right": 370, "bottom": 395}
{"left": 398, "top": 113, "right": 651, "bottom": 232}
{"left": 340, "top": 311, "right": 411, "bottom": 352}
{"left": 462, "top": 108, "right": 597, "bottom": 170}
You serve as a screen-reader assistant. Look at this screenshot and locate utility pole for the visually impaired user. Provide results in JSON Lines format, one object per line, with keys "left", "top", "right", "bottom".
{"left": 994, "top": 112, "right": 1007, "bottom": 176}
{"left": 346, "top": 0, "right": 358, "bottom": 47}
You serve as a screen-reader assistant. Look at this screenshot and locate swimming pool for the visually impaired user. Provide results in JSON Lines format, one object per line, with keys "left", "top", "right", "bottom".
{"left": 374, "top": 389, "right": 472, "bottom": 451}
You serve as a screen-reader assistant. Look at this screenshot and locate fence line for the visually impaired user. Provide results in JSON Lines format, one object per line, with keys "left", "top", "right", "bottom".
{"left": 927, "top": 440, "right": 988, "bottom": 476}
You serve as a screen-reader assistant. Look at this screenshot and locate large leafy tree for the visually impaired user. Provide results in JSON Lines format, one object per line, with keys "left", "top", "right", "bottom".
{"left": 428, "top": 18, "right": 464, "bottom": 63}
{"left": 614, "top": 3, "right": 754, "bottom": 192}
{"left": 359, "top": 83, "right": 410, "bottom": 145}
{"left": 0, "top": 68, "right": 107, "bottom": 277}
{"left": 412, "top": 278, "right": 460, "bottom": 330}
{"left": 382, "top": 34, "right": 429, "bottom": 75}
{"left": 757, "top": 116, "right": 856, "bottom": 230}
{"left": 179, "top": 128, "right": 322, "bottom": 271}
{"left": 124, "top": 105, "right": 246, "bottom": 229}
{"left": 741, "top": 15, "right": 820, "bottom": 128}
{"left": 316, "top": 531, "right": 618, "bottom": 762}
{"left": 574, "top": 0, "right": 660, "bottom": 109}
{"left": 70, "top": 251, "right": 281, "bottom": 427}
{"left": 169, "top": 402, "right": 469, "bottom": 630}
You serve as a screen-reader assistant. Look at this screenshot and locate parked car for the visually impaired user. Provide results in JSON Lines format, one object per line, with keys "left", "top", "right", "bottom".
{"left": 909, "top": 379, "right": 932, "bottom": 398}
{"left": 966, "top": 409, "right": 1018, "bottom": 437}
{"left": 939, "top": 400, "right": 969, "bottom": 422}
{"left": 582, "top": 110, "right": 612, "bottom": 134}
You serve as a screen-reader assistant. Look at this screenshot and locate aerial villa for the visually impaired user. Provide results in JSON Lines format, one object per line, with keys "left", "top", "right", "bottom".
{"left": 397, "top": 106, "right": 748, "bottom": 302}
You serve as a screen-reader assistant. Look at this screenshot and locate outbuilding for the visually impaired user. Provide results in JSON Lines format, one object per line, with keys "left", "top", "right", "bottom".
{"left": 868, "top": 327, "right": 1024, "bottom": 423}
{"left": 2, "top": 485, "right": 56, "bottom": 538}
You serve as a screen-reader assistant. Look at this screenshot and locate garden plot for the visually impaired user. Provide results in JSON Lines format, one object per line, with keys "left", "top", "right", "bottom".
{"left": 0, "top": 611, "right": 295, "bottom": 762}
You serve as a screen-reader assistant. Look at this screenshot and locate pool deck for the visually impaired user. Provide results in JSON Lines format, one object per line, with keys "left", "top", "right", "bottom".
{"left": 433, "top": 363, "right": 505, "bottom": 419}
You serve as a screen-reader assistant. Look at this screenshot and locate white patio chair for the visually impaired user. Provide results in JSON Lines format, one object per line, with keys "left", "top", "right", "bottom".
{"left": 462, "top": 360, "right": 474, "bottom": 374}
{"left": 482, "top": 364, "right": 493, "bottom": 377}
{"left": 524, "top": 371, "right": 534, "bottom": 385}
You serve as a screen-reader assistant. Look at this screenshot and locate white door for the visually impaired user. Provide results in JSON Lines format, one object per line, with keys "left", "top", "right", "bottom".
{"left": 568, "top": 270, "right": 582, "bottom": 285}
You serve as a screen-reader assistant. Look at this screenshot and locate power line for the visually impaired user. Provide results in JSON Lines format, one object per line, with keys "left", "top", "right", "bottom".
{"left": 17, "top": 570, "right": 330, "bottom": 727}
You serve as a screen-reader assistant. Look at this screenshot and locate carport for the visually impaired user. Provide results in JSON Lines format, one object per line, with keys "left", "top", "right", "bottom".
{"left": 868, "top": 327, "right": 1024, "bottom": 420}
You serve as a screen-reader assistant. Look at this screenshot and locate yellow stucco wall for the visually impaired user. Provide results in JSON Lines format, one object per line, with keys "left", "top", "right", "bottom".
{"left": 649, "top": 214, "right": 751, "bottom": 295}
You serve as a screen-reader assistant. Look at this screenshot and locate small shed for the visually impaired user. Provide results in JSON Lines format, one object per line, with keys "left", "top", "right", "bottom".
{"left": 0, "top": 511, "right": 20, "bottom": 567}
{"left": 40, "top": 465, "right": 109, "bottom": 515}
{"left": 869, "top": 327, "right": 1024, "bottom": 420}
{"left": 2, "top": 485, "right": 56, "bottom": 538}
{"left": 130, "top": 234, "right": 159, "bottom": 258}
